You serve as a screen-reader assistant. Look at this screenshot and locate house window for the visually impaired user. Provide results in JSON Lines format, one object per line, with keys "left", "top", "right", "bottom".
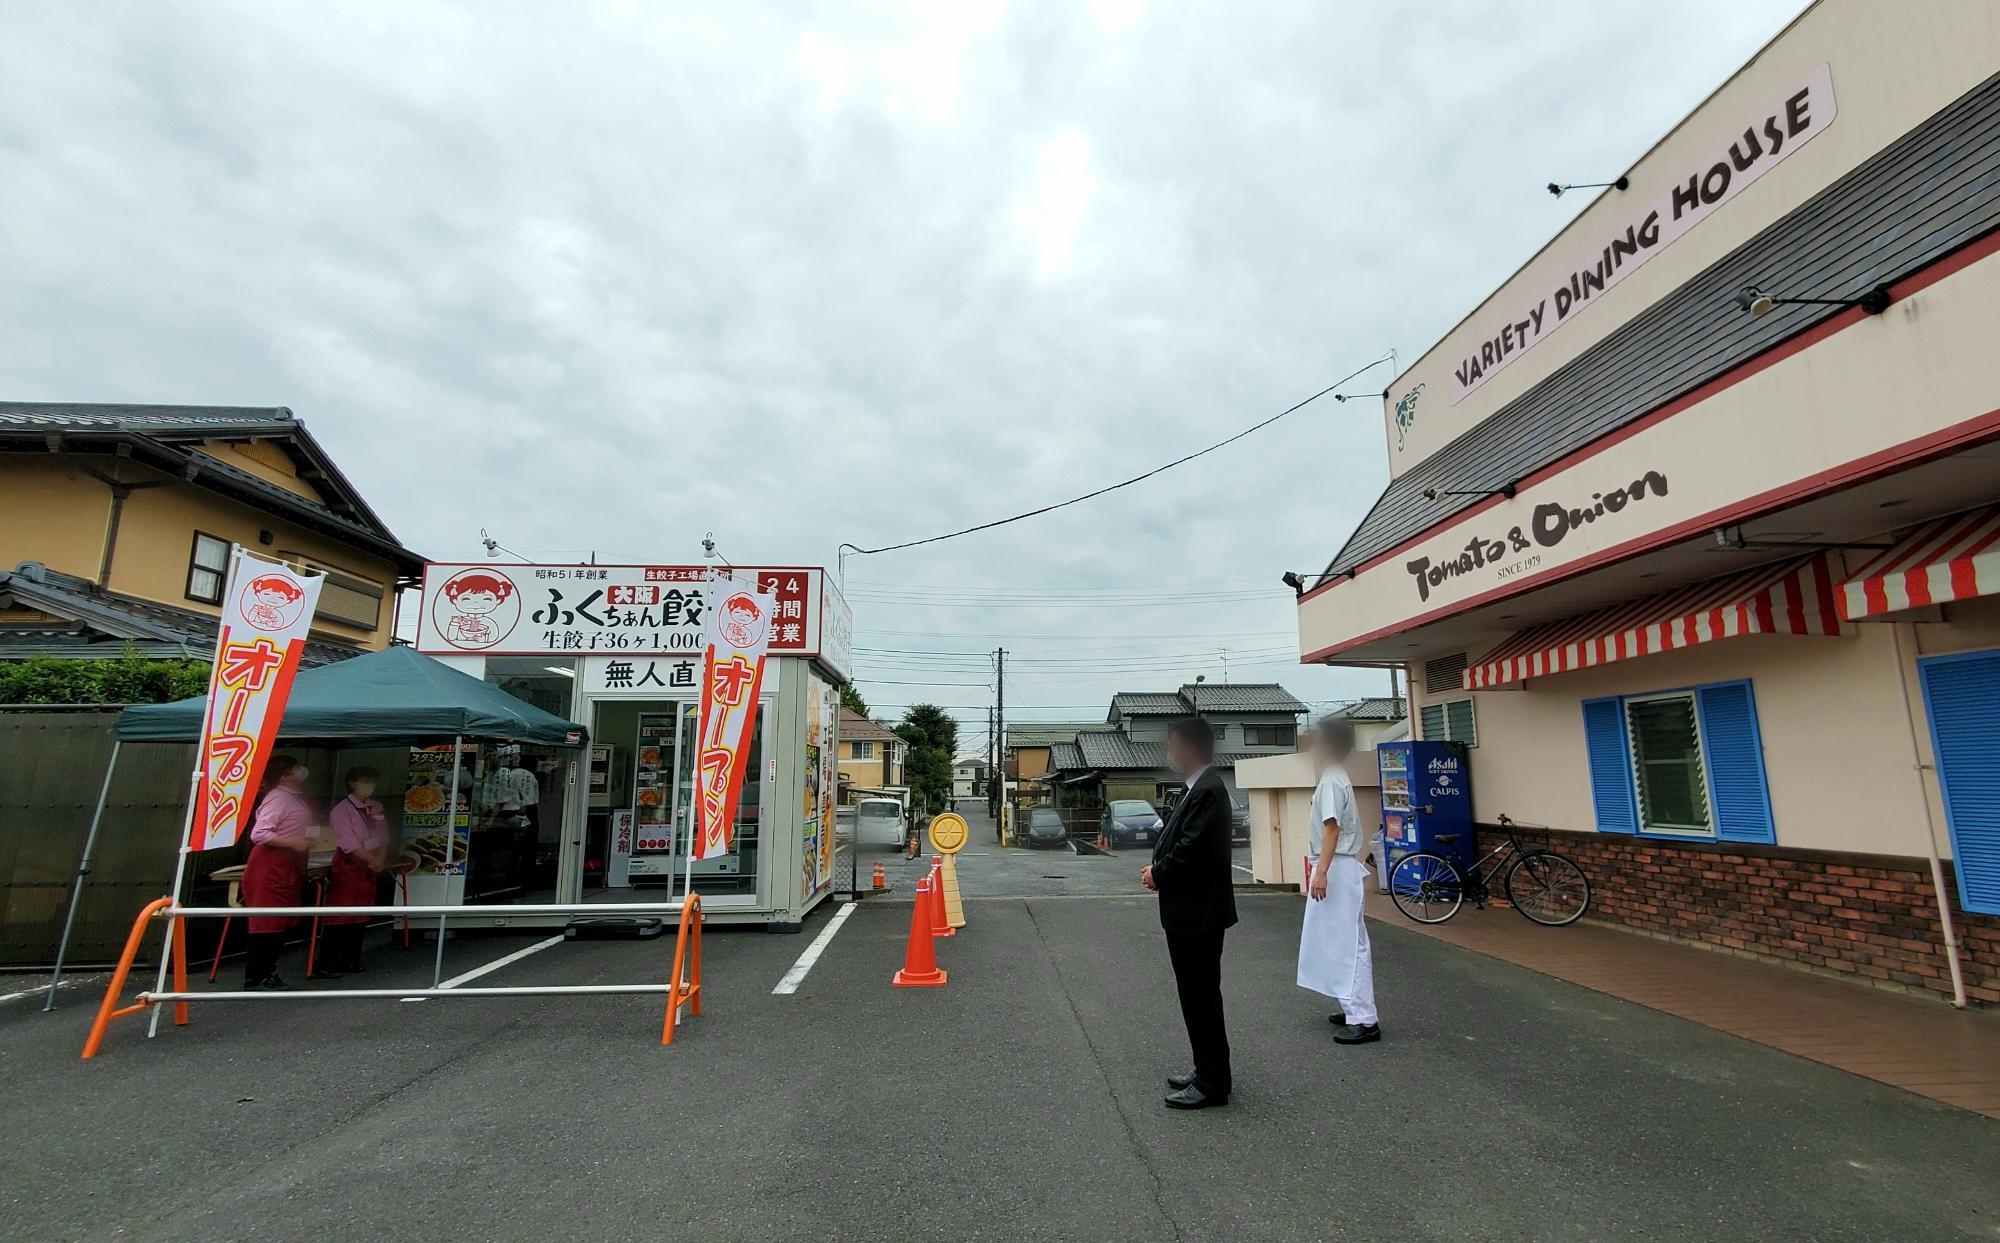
{"left": 1243, "top": 724, "right": 1295, "bottom": 747}
{"left": 1418, "top": 698, "right": 1477, "bottom": 746}
{"left": 852, "top": 740, "right": 874, "bottom": 759}
{"left": 1580, "top": 681, "right": 1774, "bottom": 843}
{"left": 186, "top": 532, "right": 229, "bottom": 604}
{"left": 1624, "top": 693, "right": 1711, "bottom": 834}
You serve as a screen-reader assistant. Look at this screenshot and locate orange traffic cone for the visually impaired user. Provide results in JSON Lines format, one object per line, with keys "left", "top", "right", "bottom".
{"left": 893, "top": 878, "right": 947, "bottom": 987}
{"left": 928, "top": 858, "right": 953, "bottom": 937}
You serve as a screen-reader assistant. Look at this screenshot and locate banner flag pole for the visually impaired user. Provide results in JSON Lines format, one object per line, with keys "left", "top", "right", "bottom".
{"left": 430, "top": 735, "right": 465, "bottom": 987}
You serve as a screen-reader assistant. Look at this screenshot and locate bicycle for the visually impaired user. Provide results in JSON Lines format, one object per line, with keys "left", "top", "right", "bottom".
{"left": 1386, "top": 814, "right": 1590, "bottom": 927}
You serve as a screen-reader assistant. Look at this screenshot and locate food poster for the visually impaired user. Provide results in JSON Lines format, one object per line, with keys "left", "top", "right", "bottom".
{"left": 633, "top": 716, "right": 675, "bottom": 853}
{"left": 402, "top": 743, "right": 472, "bottom": 874}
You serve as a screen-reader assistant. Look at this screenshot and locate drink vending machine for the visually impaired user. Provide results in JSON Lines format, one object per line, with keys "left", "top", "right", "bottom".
{"left": 1375, "top": 740, "right": 1475, "bottom": 884}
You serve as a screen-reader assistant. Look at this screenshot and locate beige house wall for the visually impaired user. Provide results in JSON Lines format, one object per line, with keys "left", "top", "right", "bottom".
{"left": 1239, "top": 749, "right": 1385, "bottom": 886}
{"left": 1412, "top": 593, "right": 2000, "bottom": 862}
{"left": 0, "top": 454, "right": 398, "bottom": 649}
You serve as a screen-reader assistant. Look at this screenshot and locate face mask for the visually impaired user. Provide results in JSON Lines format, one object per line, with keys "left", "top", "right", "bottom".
{"left": 285, "top": 767, "right": 309, "bottom": 785}
{"left": 352, "top": 783, "right": 377, "bottom": 800}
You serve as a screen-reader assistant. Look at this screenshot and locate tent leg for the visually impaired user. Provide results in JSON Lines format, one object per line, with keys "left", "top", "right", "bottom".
{"left": 431, "top": 735, "right": 463, "bottom": 988}
{"left": 44, "top": 741, "right": 121, "bottom": 1012}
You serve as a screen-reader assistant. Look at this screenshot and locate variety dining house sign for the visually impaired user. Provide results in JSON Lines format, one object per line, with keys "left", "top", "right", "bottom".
{"left": 1449, "top": 63, "right": 1837, "bottom": 405}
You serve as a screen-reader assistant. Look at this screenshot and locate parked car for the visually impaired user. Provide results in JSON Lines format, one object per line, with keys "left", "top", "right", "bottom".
{"left": 854, "top": 798, "right": 907, "bottom": 850}
{"left": 1100, "top": 799, "right": 1164, "bottom": 849}
{"left": 1229, "top": 793, "right": 1249, "bottom": 845}
{"left": 1025, "top": 806, "right": 1070, "bottom": 849}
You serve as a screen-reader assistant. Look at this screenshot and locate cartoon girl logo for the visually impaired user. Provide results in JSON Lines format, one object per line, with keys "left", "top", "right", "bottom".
{"left": 716, "top": 591, "right": 768, "bottom": 651}
{"left": 239, "top": 573, "right": 308, "bottom": 631}
{"left": 433, "top": 569, "right": 520, "bottom": 650}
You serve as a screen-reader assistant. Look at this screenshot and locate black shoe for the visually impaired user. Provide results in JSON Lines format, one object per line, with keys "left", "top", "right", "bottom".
{"left": 307, "top": 968, "right": 344, "bottom": 981}
{"left": 244, "top": 974, "right": 290, "bottom": 991}
{"left": 1164, "top": 1084, "right": 1228, "bottom": 1110}
{"left": 1326, "top": 1012, "right": 1345, "bottom": 1026}
{"left": 1332, "top": 1022, "right": 1381, "bottom": 1044}
{"left": 1166, "top": 1071, "right": 1197, "bottom": 1091}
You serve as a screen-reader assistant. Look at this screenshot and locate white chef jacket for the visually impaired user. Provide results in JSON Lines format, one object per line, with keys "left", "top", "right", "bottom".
{"left": 1307, "top": 765, "right": 1361, "bottom": 867}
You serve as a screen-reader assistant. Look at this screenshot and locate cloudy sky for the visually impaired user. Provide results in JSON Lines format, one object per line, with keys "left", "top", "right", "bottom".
{"left": 0, "top": 0, "right": 1805, "bottom": 748}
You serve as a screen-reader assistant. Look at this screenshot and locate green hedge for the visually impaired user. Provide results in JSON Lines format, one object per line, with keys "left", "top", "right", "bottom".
{"left": 0, "top": 654, "right": 211, "bottom": 705}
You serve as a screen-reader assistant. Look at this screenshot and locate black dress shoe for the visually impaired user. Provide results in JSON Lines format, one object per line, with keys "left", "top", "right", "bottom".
{"left": 1332, "top": 1022, "right": 1381, "bottom": 1044}
{"left": 1166, "top": 1071, "right": 1197, "bottom": 1091}
{"left": 306, "top": 968, "right": 343, "bottom": 981}
{"left": 243, "top": 975, "right": 291, "bottom": 992}
{"left": 1326, "top": 1012, "right": 1345, "bottom": 1026}
{"left": 1164, "top": 1084, "right": 1228, "bottom": 1110}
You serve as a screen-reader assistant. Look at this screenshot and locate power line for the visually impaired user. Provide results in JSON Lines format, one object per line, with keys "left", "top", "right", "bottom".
{"left": 839, "top": 351, "right": 1394, "bottom": 559}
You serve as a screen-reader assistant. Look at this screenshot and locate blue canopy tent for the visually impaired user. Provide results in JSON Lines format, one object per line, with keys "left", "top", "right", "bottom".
{"left": 44, "top": 645, "right": 587, "bottom": 1004}
{"left": 114, "top": 644, "right": 587, "bottom": 746}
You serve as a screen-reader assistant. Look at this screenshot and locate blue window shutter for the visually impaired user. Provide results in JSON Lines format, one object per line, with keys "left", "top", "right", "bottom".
{"left": 1919, "top": 650, "right": 2000, "bottom": 916}
{"left": 1581, "top": 696, "right": 1637, "bottom": 834}
{"left": 1696, "top": 681, "right": 1775, "bottom": 844}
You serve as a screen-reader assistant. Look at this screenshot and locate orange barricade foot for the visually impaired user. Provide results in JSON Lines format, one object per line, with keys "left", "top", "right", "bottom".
{"left": 661, "top": 893, "right": 705, "bottom": 1045}
{"left": 81, "top": 897, "right": 174, "bottom": 1060}
{"left": 893, "top": 878, "right": 947, "bottom": 987}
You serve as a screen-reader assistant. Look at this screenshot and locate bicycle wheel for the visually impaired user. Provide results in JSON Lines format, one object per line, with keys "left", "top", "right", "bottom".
{"left": 1504, "top": 850, "right": 1591, "bottom": 926}
{"left": 1388, "top": 851, "right": 1464, "bottom": 924}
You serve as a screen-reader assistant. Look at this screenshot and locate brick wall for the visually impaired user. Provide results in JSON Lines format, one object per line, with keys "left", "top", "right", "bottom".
{"left": 1479, "top": 825, "right": 2000, "bottom": 1005}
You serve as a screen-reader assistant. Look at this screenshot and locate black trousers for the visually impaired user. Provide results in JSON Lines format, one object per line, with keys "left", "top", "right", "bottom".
{"left": 1165, "top": 926, "right": 1231, "bottom": 1096}
{"left": 243, "top": 932, "right": 285, "bottom": 983}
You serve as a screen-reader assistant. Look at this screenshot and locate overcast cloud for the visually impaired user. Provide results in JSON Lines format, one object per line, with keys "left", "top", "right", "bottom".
{"left": 0, "top": 1, "right": 1806, "bottom": 745}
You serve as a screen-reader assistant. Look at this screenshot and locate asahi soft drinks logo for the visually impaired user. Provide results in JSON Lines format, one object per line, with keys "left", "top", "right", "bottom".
{"left": 1405, "top": 471, "right": 1669, "bottom": 603}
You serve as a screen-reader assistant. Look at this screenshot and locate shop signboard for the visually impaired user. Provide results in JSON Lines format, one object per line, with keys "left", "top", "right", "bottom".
{"left": 415, "top": 562, "right": 842, "bottom": 661}
{"left": 579, "top": 654, "right": 778, "bottom": 697}
{"left": 188, "top": 551, "right": 324, "bottom": 851}
{"left": 608, "top": 809, "right": 635, "bottom": 888}
{"left": 694, "top": 579, "right": 776, "bottom": 861}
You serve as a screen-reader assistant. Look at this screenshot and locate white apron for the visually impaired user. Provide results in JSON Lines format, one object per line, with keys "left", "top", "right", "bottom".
{"left": 1296, "top": 854, "right": 1368, "bottom": 1000}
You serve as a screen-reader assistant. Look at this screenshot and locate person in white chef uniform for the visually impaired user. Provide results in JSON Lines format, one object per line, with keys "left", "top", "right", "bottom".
{"left": 1297, "top": 718, "right": 1381, "bottom": 1044}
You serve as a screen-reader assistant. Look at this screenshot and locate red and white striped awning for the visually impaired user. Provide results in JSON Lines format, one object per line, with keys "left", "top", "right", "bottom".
{"left": 1839, "top": 505, "right": 2000, "bottom": 621}
{"left": 1465, "top": 554, "right": 1841, "bottom": 689}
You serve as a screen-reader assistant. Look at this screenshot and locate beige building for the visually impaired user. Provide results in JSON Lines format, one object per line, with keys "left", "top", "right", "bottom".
{"left": 836, "top": 708, "right": 905, "bottom": 800}
{"left": 0, "top": 404, "right": 423, "bottom": 663}
{"left": 1296, "top": 0, "right": 2000, "bottom": 1006}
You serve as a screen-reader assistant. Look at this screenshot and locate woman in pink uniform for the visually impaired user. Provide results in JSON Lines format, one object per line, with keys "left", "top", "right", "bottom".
{"left": 239, "top": 756, "right": 324, "bottom": 989}
{"left": 322, "top": 766, "right": 389, "bottom": 974}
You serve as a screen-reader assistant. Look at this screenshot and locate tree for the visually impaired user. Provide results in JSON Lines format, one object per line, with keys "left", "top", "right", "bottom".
{"left": 835, "top": 680, "right": 869, "bottom": 717}
{"left": 896, "top": 703, "right": 957, "bottom": 817}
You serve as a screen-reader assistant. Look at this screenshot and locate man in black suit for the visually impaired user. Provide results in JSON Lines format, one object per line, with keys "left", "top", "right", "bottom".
{"left": 1141, "top": 717, "right": 1238, "bottom": 1110}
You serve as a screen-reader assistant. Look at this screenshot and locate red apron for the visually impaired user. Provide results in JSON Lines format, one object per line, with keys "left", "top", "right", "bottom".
{"left": 241, "top": 842, "right": 305, "bottom": 934}
{"left": 323, "top": 850, "right": 378, "bottom": 925}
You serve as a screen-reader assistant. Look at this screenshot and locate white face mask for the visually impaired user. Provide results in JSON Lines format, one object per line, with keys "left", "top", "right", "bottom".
{"left": 284, "top": 767, "right": 309, "bottom": 785}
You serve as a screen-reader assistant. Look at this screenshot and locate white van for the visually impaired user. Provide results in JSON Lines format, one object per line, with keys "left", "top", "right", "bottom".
{"left": 853, "top": 798, "right": 908, "bottom": 849}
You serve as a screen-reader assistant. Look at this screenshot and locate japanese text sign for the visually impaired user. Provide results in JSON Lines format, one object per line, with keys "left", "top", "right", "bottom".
{"left": 190, "top": 551, "right": 323, "bottom": 851}
{"left": 693, "top": 578, "right": 775, "bottom": 861}
{"left": 415, "top": 563, "right": 838, "bottom": 662}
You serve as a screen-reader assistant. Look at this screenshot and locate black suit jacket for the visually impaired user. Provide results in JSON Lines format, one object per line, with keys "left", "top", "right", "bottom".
{"left": 1150, "top": 769, "right": 1238, "bottom": 933}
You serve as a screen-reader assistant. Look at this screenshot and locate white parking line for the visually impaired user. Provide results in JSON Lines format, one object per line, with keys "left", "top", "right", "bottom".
{"left": 772, "top": 901, "right": 857, "bottom": 995}
{"left": 400, "top": 935, "right": 566, "bottom": 1001}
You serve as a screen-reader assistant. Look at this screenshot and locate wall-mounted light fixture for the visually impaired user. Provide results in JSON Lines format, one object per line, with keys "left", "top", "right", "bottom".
{"left": 1734, "top": 283, "right": 1891, "bottom": 318}
{"left": 1422, "top": 482, "right": 1517, "bottom": 502}
{"left": 1281, "top": 571, "right": 1305, "bottom": 595}
{"left": 1547, "top": 176, "right": 1629, "bottom": 197}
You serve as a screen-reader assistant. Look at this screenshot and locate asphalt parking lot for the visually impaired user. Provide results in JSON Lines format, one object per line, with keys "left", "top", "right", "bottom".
{"left": 4, "top": 827, "right": 1995, "bottom": 1242}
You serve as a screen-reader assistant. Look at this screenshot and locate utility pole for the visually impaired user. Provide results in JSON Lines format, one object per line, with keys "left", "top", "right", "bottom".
{"left": 992, "top": 647, "right": 1006, "bottom": 830}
